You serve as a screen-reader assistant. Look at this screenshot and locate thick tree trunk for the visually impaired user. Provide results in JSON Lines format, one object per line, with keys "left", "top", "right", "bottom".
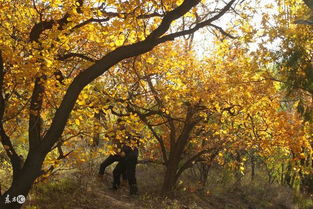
{"left": 162, "top": 161, "right": 179, "bottom": 194}
{"left": 0, "top": 152, "right": 45, "bottom": 209}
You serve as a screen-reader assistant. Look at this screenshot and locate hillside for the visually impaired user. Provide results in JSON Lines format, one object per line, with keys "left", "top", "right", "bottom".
{"left": 21, "top": 163, "right": 312, "bottom": 209}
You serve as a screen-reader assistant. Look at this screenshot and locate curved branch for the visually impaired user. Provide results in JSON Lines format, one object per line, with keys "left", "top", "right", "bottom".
{"left": 157, "top": 0, "right": 236, "bottom": 43}
{"left": 126, "top": 105, "right": 168, "bottom": 163}
{"left": 30, "top": 0, "right": 84, "bottom": 41}
{"left": 147, "top": 0, "right": 201, "bottom": 40}
{"left": 176, "top": 147, "right": 219, "bottom": 179}
{"left": 29, "top": 14, "right": 70, "bottom": 42}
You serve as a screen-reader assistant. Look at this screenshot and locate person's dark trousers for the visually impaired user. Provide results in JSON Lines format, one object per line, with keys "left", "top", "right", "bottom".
{"left": 125, "top": 155, "right": 138, "bottom": 195}
{"left": 99, "top": 154, "right": 121, "bottom": 175}
{"left": 99, "top": 154, "right": 127, "bottom": 181}
{"left": 112, "top": 159, "right": 127, "bottom": 189}
{"left": 125, "top": 157, "right": 137, "bottom": 185}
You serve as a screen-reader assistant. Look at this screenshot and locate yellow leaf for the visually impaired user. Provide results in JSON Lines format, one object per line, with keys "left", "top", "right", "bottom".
{"left": 44, "top": 58, "right": 53, "bottom": 67}
{"left": 75, "top": 119, "right": 80, "bottom": 125}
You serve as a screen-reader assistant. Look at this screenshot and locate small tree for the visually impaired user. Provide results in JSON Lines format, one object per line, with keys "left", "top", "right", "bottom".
{"left": 97, "top": 40, "right": 306, "bottom": 193}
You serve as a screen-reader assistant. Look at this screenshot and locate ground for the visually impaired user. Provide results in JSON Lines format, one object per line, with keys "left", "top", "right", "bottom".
{"left": 22, "top": 162, "right": 312, "bottom": 209}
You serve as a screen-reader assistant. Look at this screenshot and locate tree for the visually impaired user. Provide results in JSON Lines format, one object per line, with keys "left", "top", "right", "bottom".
{"left": 257, "top": 0, "right": 313, "bottom": 192}
{"left": 0, "top": 0, "right": 241, "bottom": 208}
{"left": 96, "top": 37, "right": 307, "bottom": 193}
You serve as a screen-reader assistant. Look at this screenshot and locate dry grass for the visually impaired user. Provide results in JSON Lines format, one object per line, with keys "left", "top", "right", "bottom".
{"left": 22, "top": 159, "right": 313, "bottom": 209}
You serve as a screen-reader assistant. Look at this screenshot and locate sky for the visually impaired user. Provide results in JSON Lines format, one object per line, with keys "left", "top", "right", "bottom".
{"left": 192, "top": 0, "right": 281, "bottom": 57}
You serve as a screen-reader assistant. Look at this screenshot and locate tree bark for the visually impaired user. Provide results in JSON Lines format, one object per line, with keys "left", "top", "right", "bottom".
{"left": 92, "top": 112, "right": 101, "bottom": 146}
{"left": 162, "top": 159, "right": 179, "bottom": 193}
{"left": 0, "top": 151, "right": 45, "bottom": 209}
{"left": 251, "top": 155, "right": 255, "bottom": 182}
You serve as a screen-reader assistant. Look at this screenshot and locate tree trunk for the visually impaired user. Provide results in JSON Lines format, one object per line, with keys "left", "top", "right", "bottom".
{"left": 92, "top": 112, "right": 101, "bottom": 146}
{"left": 281, "top": 163, "right": 285, "bottom": 185}
{"left": 161, "top": 161, "right": 179, "bottom": 194}
{"left": 199, "top": 163, "right": 210, "bottom": 187}
{"left": 251, "top": 156, "right": 255, "bottom": 182}
{"left": 0, "top": 152, "right": 45, "bottom": 209}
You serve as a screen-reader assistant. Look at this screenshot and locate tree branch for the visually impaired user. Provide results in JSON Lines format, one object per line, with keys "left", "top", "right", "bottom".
{"left": 147, "top": 0, "right": 201, "bottom": 40}
{"left": 40, "top": 0, "right": 230, "bottom": 157}
{"left": 29, "top": 0, "right": 85, "bottom": 41}
{"left": 71, "top": 18, "right": 111, "bottom": 31}
{"left": 208, "top": 23, "right": 236, "bottom": 39}
{"left": 58, "top": 53, "right": 96, "bottom": 62}
{"left": 176, "top": 147, "right": 219, "bottom": 179}
{"left": 29, "top": 14, "right": 69, "bottom": 42}
{"left": 127, "top": 105, "right": 168, "bottom": 163}
{"left": 0, "top": 51, "right": 24, "bottom": 179}
{"left": 157, "top": 0, "right": 236, "bottom": 43}
{"left": 28, "top": 76, "right": 46, "bottom": 150}
{"left": 175, "top": 105, "right": 197, "bottom": 156}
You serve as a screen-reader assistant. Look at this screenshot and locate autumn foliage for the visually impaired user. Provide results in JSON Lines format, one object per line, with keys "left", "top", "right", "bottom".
{"left": 0, "top": 0, "right": 313, "bottom": 208}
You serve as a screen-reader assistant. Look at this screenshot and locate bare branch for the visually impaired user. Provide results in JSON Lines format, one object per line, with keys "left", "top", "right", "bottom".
{"left": 58, "top": 53, "right": 96, "bottom": 62}
{"left": 157, "top": 0, "right": 236, "bottom": 43}
{"left": 176, "top": 147, "right": 219, "bottom": 179}
{"left": 208, "top": 23, "right": 236, "bottom": 38}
